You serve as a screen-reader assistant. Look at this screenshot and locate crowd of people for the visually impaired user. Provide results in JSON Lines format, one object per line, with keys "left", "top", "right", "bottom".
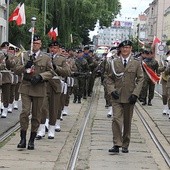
{"left": 0, "top": 35, "right": 100, "bottom": 150}
{"left": 0, "top": 37, "right": 169, "bottom": 153}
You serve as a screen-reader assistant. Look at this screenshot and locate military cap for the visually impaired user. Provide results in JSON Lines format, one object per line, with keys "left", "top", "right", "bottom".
{"left": 1, "top": 41, "right": 9, "bottom": 48}
{"left": 33, "top": 35, "right": 41, "bottom": 41}
{"left": 52, "top": 41, "right": 60, "bottom": 47}
{"left": 9, "top": 46, "right": 15, "bottom": 50}
{"left": 118, "top": 40, "right": 133, "bottom": 48}
{"left": 77, "top": 49, "right": 83, "bottom": 53}
{"left": 84, "top": 46, "right": 89, "bottom": 50}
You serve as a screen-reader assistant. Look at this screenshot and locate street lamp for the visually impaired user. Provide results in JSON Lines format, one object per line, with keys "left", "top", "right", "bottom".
{"left": 30, "top": 17, "right": 36, "bottom": 54}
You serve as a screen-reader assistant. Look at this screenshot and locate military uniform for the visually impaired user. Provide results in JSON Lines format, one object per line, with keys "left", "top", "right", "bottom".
{"left": 15, "top": 35, "right": 53, "bottom": 150}
{"left": 106, "top": 40, "right": 144, "bottom": 153}
{"left": 0, "top": 43, "right": 16, "bottom": 118}
{"left": 141, "top": 52, "right": 159, "bottom": 106}
{"left": 73, "top": 50, "right": 89, "bottom": 103}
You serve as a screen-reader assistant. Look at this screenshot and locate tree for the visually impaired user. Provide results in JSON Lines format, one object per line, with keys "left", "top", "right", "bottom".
{"left": 9, "top": 0, "right": 121, "bottom": 48}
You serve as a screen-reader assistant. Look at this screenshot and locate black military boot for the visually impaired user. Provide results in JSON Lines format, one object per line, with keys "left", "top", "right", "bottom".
{"left": 73, "top": 96, "right": 77, "bottom": 103}
{"left": 17, "top": 130, "right": 26, "bottom": 148}
{"left": 78, "top": 97, "right": 81, "bottom": 103}
{"left": 27, "top": 132, "right": 37, "bottom": 150}
{"left": 142, "top": 99, "right": 147, "bottom": 105}
{"left": 148, "top": 99, "right": 152, "bottom": 106}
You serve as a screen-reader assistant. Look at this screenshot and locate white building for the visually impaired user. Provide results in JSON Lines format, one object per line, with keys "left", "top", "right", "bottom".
{"left": 97, "top": 20, "right": 132, "bottom": 47}
{"left": 0, "top": 0, "right": 7, "bottom": 44}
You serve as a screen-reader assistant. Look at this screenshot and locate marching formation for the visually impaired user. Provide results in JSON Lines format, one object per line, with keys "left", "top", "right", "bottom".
{"left": 0, "top": 37, "right": 169, "bottom": 154}
{"left": 0, "top": 35, "right": 100, "bottom": 150}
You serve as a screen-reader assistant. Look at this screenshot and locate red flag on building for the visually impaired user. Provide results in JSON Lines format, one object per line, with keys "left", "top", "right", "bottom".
{"left": 152, "top": 36, "right": 161, "bottom": 46}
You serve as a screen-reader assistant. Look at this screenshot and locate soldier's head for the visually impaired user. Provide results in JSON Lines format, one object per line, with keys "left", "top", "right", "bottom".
{"left": 8, "top": 46, "right": 15, "bottom": 55}
{"left": 0, "top": 42, "right": 9, "bottom": 54}
{"left": 84, "top": 46, "right": 89, "bottom": 54}
{"left": 77, "top": 49, "right": 84, "bottom": 57}
{"left": 118, "top": 40, "right": 133, "bottom": 58}
{"left": 32, "top": 35, "right": 42, "bottom": 52}
{"left": 51, "top": 41, "right": 60, "bottom": 54}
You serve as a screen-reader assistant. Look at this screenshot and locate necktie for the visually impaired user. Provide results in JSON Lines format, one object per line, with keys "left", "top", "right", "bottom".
{"left": 32, "top": 53, "right": 36, "bottom": 60}
{"left": 124, "top": 59, "right": 127, "bottom": 68}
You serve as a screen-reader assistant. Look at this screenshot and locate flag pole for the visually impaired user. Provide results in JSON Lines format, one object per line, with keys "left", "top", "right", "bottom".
{"left": 6, "top": 0, "right": 10, "bottom": 42}
{"left": 30, "top": 17, "right": 36, "bottom": 54}
{"left": 44, "top": 0, "right": 47, "bottom": 35}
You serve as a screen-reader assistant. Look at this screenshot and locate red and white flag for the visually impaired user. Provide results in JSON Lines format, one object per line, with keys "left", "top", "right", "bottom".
{"left": 48, "top": 27, "right": 54, "bottom": 39}
{"left": 142, "top": 61, "right": 160, "bottom": 84}
{"left": 152, "top": 36, "right": 161, "bottom": 46}
{"left": 8, "top": 3, "right": 21, "bottom": 22}
{"left": 48, "top": 27, "right": 58, "bottom": 40}
{"left": 52, "top": 27, "right": 58, "bottom": 40}
{"left": 16, "top": 3, "right": 26, "bottom": 25}
{"left": 9, "top": 3, "right": 26, "bottom": 26}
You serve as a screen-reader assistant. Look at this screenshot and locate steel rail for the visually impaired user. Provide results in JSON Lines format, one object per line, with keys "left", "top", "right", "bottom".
{"left": 135, "top": 105, "right": 170, "bottom": 168}
{"left": 66, "top": 81, "right": 99, "bottom": 170}
{"left": 0, "top": 122, "right": 20, "bottom": 143}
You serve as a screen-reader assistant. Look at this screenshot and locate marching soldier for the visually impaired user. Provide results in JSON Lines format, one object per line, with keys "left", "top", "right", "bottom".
{"left": 141, "top": 51, "right": 159, "bottom": 106}
{"left": 36, "top": 41, "right": 70, "bottom": 139}
{"left": 73, "top": 49, "right": 89, "bottom": 103}
{"left": 106, "top": 40, "right": 144, "bottom": 153}
{"left": 62, "top": 49, "right": 77, "bottom": 116}
{"left": 158, "top": 51, "right": 170, "bottom": 115}
{"left": 15, "top": 35, "right": 53, "bottom": 150}
{"left": 0, "top": 42, "right": 16, "bottom": 118}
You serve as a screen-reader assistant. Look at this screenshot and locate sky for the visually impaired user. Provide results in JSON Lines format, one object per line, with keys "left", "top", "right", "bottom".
{"left": 117, "top": 0, "right": 153, "bottom": 21}
{"left": 89, "top": 0, "right": 153, "bottom": 39}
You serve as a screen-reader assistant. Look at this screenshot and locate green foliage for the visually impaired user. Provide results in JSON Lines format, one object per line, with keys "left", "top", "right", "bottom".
{"left": 9, "top": 0, "right": 121, "bottom": 49}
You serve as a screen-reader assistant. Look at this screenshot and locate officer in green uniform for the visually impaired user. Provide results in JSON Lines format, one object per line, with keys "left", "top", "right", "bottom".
{"left": 106, "top": 40, "right": 144, "bottom": 153}
{"left": 73, "top": 49, "right": 89, "bottom": 103}
{"left": 15, "top": 35, "right": 53, "bottom": 150}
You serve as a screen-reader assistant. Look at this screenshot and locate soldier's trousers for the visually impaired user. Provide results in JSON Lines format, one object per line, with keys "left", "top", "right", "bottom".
{"left": 112, "top": 102, "right": 134, "bottom": 148}
{"left": 1, "top": 83, "right": 11, "bottom": 108}
{"left": 15, "top": 82, "right": 21, "bottom": 101}
{"left": 141, "top": 79, "right": 155, "bottom": 100}
{"left": 161, "top": 79, "right": 168, "bottom": 105}
{"left": 41, "top": 86, "right": 61, "bottom": 125}
{"left": 65, "top": 87, "right": 72, "bottom": 106}
{"left": 9, "top": 84, "right": 16, "bottom": 104}
{"left": 73, "top": 77, "right": 85, "bottom": 99}
{"left": 20, "top": 94, "right": 44, "bottom": 132}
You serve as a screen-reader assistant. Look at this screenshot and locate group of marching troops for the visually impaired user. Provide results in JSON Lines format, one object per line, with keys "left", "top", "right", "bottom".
{"left": 0, "top": 35, "right": 100, "bottom": 150}
{"left": 1, "top": 35, "right": 170, "bottom": 152}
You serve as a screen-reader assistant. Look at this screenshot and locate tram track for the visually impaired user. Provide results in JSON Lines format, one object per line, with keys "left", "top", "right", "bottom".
{"left": 135, "top": 99, "right": 170, "bottom": 168}
{"left": 66, "top": 79, "right": 100, "bottom": 170}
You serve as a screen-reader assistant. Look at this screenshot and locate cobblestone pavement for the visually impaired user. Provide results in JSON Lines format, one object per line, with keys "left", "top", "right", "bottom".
{"left": 0, "top": 83, "right": 169, "bottom": 170}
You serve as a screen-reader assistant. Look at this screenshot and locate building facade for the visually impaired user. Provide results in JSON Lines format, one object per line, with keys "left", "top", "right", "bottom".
{"left": 96, "top": 20, "right": 132, "bottom": 47}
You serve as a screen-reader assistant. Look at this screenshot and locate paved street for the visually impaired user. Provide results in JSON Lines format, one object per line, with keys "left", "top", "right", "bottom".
{"left": 0, "top": 83, "right": 170, "bottom": 169}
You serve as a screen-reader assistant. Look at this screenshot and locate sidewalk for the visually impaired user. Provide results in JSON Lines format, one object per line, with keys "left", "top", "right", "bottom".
{"left": 0, "top": 83, "right": 169, "bottom": 170}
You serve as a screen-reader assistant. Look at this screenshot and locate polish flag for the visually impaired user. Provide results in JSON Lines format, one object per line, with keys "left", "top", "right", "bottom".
{"left": 152, "top": 36, "right": 161, "bottom": 46}
{"left": 8, "top": 3, "right": 21, "bottom": 22}
{"left": 52, "top": 27, "right": 58, "bottom": 40}
{"left": 48, "top": 27, "right": 58, "bottom": 40}
{"left": 16, "top": 3, "right": 26, "bottom": 25}
{"left": 48, "top": 27, "right": 54, "bottom": 39}
{"left": 9, "top": 3, "right": 26, "bottom": 26}
{"left": 142, "top": 61, "right": 160, "bottom": 84}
